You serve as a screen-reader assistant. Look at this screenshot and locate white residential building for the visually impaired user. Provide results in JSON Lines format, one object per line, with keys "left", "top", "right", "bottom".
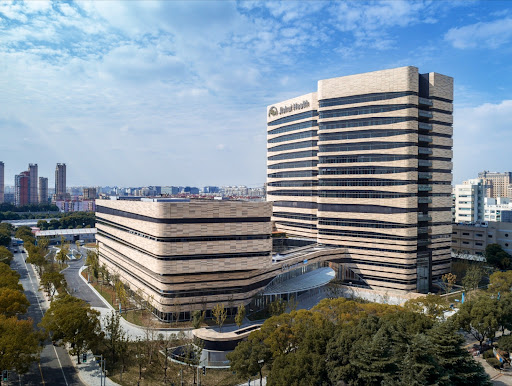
{"left": 453, "top": 178, "right": 488, "bottom": 223}
{"left": 484, "top": 197, "right": 512, "bottom": 222}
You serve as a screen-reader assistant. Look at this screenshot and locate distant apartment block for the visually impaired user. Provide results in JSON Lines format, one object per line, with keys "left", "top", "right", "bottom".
{"left": 28, "top": 163, "right": 38, "bottom": 204}
{"left": 15, "top": 171, "right": 30, "bottom": 206}
{"left": 267, "top": 66, "right": 453, "bottom": 293}
{"left": 484, "top": 197, "right": 512, "bottom": 222}
{"left": 83, "top": 187, "right": 97, "bottom": 200}
{"left": 53, "top": 163, "right": 68, "bottom": 202}
{"left": 453, "top": 179, "right": 488, "bottom": 223}
{"left": 39, "top": 177, "right": 48, "bottom": 204}
{"left": 478, "top": 171, "right": 512, "bottom": 199}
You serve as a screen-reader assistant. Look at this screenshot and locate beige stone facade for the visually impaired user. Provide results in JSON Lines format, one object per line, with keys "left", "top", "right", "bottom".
{"left": 267, "top": 66, "right": 453, "bottom": 293}
{"left": 96, "top": 198, "right": 273, "bottom": 321}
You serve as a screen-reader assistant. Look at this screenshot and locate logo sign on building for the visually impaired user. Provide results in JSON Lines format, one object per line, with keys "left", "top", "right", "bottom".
{"left": 268, "top": 100, "right": 310, "bottom": 117}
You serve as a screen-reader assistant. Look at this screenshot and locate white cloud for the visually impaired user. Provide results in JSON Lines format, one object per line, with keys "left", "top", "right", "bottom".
{"left": 453, "top": 100, "right": 512, "bottom": 183}
{"left": 445, "top": 17, "right": 512, "bottom": 49}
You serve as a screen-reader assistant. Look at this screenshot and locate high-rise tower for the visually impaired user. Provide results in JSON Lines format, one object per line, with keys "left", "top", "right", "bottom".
{"left": 54, "top": 163, "right": 67, "bottom": 201}
{"left": 267, "top": 66, "right": 453, "bottom": 293}
{"left": 39, "top": 177, "right": 48, "bottom": 204}
{"left": 28, "top": 163, "right": 38, "bottom": 204}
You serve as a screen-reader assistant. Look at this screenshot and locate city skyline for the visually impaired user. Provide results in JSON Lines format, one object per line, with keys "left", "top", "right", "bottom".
{"left": 1, "top": 1, "right": 511, "bottom": 186}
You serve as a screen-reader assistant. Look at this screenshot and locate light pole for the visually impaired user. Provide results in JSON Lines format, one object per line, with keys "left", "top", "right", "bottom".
{"left": 93, "top": 354, "right": 106, "bottom": 386}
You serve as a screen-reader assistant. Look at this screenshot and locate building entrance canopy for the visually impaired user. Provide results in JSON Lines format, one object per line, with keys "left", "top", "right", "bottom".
{"left": 263, "top": 267, "right": 335, "bottom": 296}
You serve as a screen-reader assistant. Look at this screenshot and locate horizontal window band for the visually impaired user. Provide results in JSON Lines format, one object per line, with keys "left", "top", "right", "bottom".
{"left": 318, "top": 203, "right": 417, "bottom": 214}
{"left": 319, "top": 104, "right": 417, "bottom": 119}
{"left": 268, "top": 180, "right": 318, "bottom": 187}
{"left": 319, "top": 154, "right": 416, "bottom": 164}
{"left": 268, "top": 140, "right": 317, "bottom": 152}
{"left": 273, "top": 201, "right": 318, "bottom": 209}
{"left": 319, "top": 117, "right": 417, "bottom": 131}
{"left": 273, "top": 212, "right": 317, "bottom": 221}
{"left": 269, "top": 190, "right": 418, "bottom": 198}
{"left": 319, "top": 91, "right": 417, "bottom": 108}
{"left": 268, "top": 171, "right": 318, "bottom": 178}
{"left": 319, "top": 128, "right": 417, "bottom": 141}
{"left": 274, "top": 221, "right": 317, "bottom": 229}
{"left": 268, "top": 130, "right": 317, "bottom": 144}
{"left": 319, "top": 229, "right": 419, "bottom": 241}
{"left": 430, "top": 96, "right": 453, "bottom": 103}
{"left": 319, "top": 167, "right": 417, "bottom": 175}
{"left": 97, "top": 227, "right": 270, "bottom": 243}
{"left": 268, "top": 150, "right": 318, "bottom": 161}
{"left": 318, "top": 178, "right": 417, "bottom": 187}
{"left": 268, "top": 110, "right": 318, "bottom": 126}
{"left": 97, "top": 206, "right": 270, "bottom": 224}
{"left": 319, "top": 141, "right": 416, "bottom": 152}
{"left": 268, "top": 161, "right": 318, "bottom": 170}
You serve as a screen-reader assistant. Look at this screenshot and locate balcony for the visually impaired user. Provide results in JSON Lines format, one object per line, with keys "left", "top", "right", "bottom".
{"left": 418, "top": 239, "right": 430, "bottom": 246}
{"left": 419, "top": 97, "right": 433, "bottom": 106}
{"left": 418, "top": 197, "right": 432, "bottom": 203}
{"left": 418, "top": 227, "right": 429, "bottom": 233}
{"left": 418, "top": 147, "right": 433, "bottom": 155}
{"left": 418, "top": 122, "right": 432, "bottom": 130}
{"left": 418, "top": 135, "right": 432, "bottom": 143}
{"left": 418, "top": 172, "right": 432, "bottom": 179}
{"left": 418, "top": 185, "right": 432, "bottom": 192}
{"left": 419, "top": 110, "right": 433, "bottom": 118}
{"left": 418, "top": 160, "right": 432, "bottom": 167}
{"left": 418, "top": 214, "right": 432, "bottom": 222}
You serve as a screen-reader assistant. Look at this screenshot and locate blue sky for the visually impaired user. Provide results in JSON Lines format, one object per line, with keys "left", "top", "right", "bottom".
{"left": 0, "top": 1, "right": 511, "bottom": 187}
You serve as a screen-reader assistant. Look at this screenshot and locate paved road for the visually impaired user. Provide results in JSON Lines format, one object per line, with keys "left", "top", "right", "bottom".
{"left": 11, "top": 250, "right": 84, "bottom": 385}
{"left": 62, "top": 253, "right": 107, "bottom": 308}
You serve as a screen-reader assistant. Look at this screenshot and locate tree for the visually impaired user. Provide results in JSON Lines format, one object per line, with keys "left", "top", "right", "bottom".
{"left": 0, "top": 315, "right": 42, "bottom": 374}
{"left": 428, "top": 320, "right": 491, "bottom": 385}
{"left": 40, "top": 294, "right": 103, "bottom": 363}
{"left": 40, "top": 272, "right": 67, "bottom": 301}
{"left": 114, "top": 279, "right": 128, "bottom": 312}
{"left": 192, "top": 310, "right": 205, "bottom": 329}
{"left": 56, "top": 242, "right": 70, "bottom": 268}
{"left": 442, "top": 272, "right": 457, "bottom": 294}
{"left": 158, "top": 333, "right": 177, "bottom": 385}
{"left": 485, "top": 243, "right": 512, "bottom": 270}
{"left": 15, "top": 226, "right": 35, "bottom": 244}
{"left": 404, "top": 294, "right": 450, "bottom": 320}
{"left": 86, "top": 249, "right": 99, "bottom": 281}
{"left": 456, "top": 295, "right": 500, "bottom": 348}
{"left": 0, "top": 287, "right": 30, "bottom": 317}
{"left": 25, "top": 243, "right": 47, "bottom": 275}
{"left": 462, "top": 265, "right": 484, "bottom": 293}
{"left": 0, "top": 231, "right": 10, "bottom": 248}
{"left": 103, "top": 311, "right": 127, "bottom": 365}
{"left": 488, "top": 270, "right": 512, "bottom": 294}
{"left": 0, "top": 246, "right": 13, "bottom": 265}
{"left": 212, "top": 303, "right": 227, "bottom": 332}
{"left": 235, "top": 304, "right": 246, "bottom": 329}
{"left": 0, "top": 262, "right": 23, "bottom": 291}
{"left": 227, "top": 330, "right": 271, "bottom": 386}
{"left": 269, "top": 298, "right": 286, "bottom": 316}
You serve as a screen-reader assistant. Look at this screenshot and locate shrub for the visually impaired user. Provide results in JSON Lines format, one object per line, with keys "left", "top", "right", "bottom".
{"left": 486, "top": 357, "right": 502, "bottom": 369}
{"left": 483, "top": 349, "right": 494, "bottom": 359}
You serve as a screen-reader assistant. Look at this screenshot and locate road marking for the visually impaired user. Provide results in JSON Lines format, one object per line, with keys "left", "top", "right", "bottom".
{"left": 39, "top": 362, "right": 46, "bottom": 385}
{"left": 20, "top": 253, "right": 69, "bottom": 386}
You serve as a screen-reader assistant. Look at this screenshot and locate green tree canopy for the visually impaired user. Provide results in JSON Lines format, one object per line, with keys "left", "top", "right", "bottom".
{"left": 0, "top": 246, "right": 14, "bottom": 265}
{"left": 40, "top": 272, "right": 67, "bottom": 301}
{"left": 40, "top": 294, "right": 103, "bottom": 363}
{"left": 0, "top": 262, "right": 23, "bottom": 291}
{"left": 15, "top": 226, "right": 36, "bottom": 245}
{"left": 0, "top": 287, "right": 30, "bottom": 317}
{"left": 486, "top": 243, "right": 512, "bottom": 269}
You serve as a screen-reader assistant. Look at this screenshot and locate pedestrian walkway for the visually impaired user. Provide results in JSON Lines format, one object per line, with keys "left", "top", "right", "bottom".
{"left": 237, "top": 376, "right": 267, "bottom": 386}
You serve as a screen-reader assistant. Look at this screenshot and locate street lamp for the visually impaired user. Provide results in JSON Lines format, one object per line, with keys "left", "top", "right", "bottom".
{"left": 93, "top": 354, "right": 106, "bottom": 386}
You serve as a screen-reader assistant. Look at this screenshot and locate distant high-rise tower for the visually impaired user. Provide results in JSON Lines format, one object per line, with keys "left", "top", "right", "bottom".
{"left": 39, "top": 177, "right": 48, "bottom": 204}
{"left": 54, "top": 163, "right": 67, "bottom": 201}
{"left": 478, "top": 171, "right": 512, "bottom": 198}
{"left": 0, "top": 161, "right": 4, "bottom": 204}
{"left": 28, "top": 163, "right": 38, "bottom": 204}
{"left": 15, "top": 171, "right": 30, "bottom": 206}
{"left": 83, "top": 187, "right": 97, "bottom": 200}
